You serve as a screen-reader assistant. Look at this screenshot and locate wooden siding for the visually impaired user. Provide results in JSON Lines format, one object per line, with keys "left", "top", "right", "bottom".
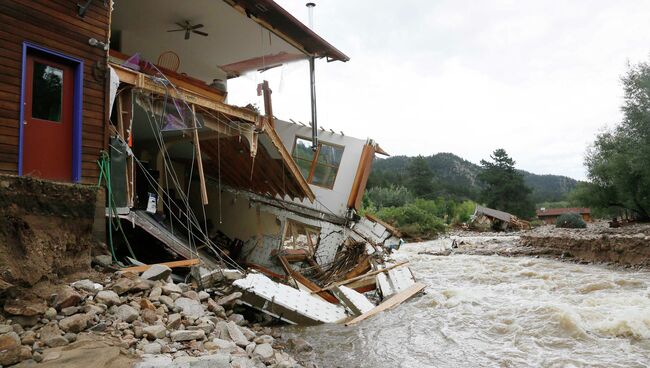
{"left": 0, "top": 0, "right": 109, "bottom": 183}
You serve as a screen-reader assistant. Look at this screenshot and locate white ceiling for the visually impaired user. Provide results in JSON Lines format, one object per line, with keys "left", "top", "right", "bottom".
{"left": 111, "top": 0, "right": 300, "bottom": 82}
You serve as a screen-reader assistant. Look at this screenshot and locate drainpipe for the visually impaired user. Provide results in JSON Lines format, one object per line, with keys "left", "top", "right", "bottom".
{"left": 306, "top": 2, "right": 318, "bottom": 151}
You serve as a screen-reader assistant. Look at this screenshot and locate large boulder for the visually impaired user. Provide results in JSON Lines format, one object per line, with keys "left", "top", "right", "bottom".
{"left": 170, "top": 329, "right": 205, "bottom": 342}
{"left": 0, "top": 332, "right": 22, "bottom": 366}
{"left": 174, "top": 297, "right": 205, "bottom": 319}
{"left": 226, "top": 321, "right": 249, "bottom": 347}
{"left": 58, "top": 313, "right": 90, "bottom": 333}
{"left": 140, "top": 264, "right": 172, "bottom": 281}
{"left": 3, "top": 299, "right": 47, "bottom": 316}
{"left": 116, "top": 304, "right": 139, "bottom": 323}
{"left": 53, "top": 286, "right": 82, "bottom": 310}
{"left": 143, "top": 325, "right": 166, "bottom": 340}
{"left": 95, "top": 290, "right": 120, "bottom": 306}
{"left": 111, "top": 278, "right": 134, "bottom": 295}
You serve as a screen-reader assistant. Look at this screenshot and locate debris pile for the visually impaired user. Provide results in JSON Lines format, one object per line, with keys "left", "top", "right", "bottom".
{"left": 0, "top": 264, "right": 310, "bottom": 367}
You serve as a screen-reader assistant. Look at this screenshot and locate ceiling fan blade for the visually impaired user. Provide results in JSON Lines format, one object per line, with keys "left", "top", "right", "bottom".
{"left": 185, "top": 30, "right": 191, "bottom": 40}
{"left": 193, "top": 30, "right": 209, "bottom": 36}
{"left": 167, "top": 29, "right": 185, "bottom": 32}
{"left": 175, "top": 21, "right": 188, "bottom": 28}
{"left": 190, "top": 24, "right": 204, "bottom": 30}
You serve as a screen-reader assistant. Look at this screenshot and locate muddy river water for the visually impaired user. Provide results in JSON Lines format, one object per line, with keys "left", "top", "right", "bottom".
{"left": 285, "top": 237, "right": 650, "bottom": 367}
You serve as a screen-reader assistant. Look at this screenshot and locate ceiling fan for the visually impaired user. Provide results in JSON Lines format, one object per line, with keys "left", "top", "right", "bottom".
{"left": 167, "top": 21, "right": 208, "bottom": 40}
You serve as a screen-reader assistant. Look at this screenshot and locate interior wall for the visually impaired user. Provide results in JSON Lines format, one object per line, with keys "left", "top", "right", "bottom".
{"left": 189, "top": 182, "right": 281, "bottom": 242}
{"left": 274, "top": 119, "right": 367, "bottom": 218}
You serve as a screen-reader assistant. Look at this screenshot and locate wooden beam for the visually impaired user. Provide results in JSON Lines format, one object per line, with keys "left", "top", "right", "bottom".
{"left": 312, "top": 261, "right": 410, "bottom": 294}
{"left": 192, "top": 105, "right": 209, "bottom": 205}
{"left": 110, "top": 63, "right": 259, "bottom": 124}
{"left": 121, "top": 259, "right": 200, "bottom": 273}
{"left": 277, "top": 255, "right": 339, "bottom": 304}
{"left": 345, "top": 282, "right": 426, "bottom": 326}
{"left": 260, "top": 80, "right": 274, "bottom": 129}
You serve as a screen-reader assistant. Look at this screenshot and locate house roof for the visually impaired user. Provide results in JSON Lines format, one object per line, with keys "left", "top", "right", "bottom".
{"left": 224, "top": 0, "right": 350, "bottom": 62}
{"left": 474, "top": 205, "right": 515, "bottom": 223}
{"left": 536, "top": 207, "right": 591, "bottom": 217}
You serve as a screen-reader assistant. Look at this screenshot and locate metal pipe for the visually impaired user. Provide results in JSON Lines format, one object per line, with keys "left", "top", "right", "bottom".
{"left": 309, "top": 56, "right": 318, "bottom": 150}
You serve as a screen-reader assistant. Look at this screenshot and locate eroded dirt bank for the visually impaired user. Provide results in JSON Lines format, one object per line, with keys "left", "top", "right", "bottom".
{"left": 0, "top": 175, "right": 100, "bottom": 288}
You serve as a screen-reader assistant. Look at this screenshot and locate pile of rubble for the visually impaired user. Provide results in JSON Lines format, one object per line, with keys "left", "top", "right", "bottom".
{"left": 0, "top": 263, "right": 311, "bottom": 368}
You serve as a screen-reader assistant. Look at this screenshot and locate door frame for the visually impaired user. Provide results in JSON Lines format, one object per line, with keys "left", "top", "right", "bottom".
{"left": 18, "top": 41, "right": 84, "bottom": 182}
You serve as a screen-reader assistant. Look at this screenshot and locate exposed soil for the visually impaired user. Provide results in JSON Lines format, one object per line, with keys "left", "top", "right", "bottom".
{"left": 0, "top": 175, "right": 100, "bottom": 290}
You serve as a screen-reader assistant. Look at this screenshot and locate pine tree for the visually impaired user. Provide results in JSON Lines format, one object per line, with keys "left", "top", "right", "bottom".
{"left": 478, "top": 149, "right": 534, "bottom": 218}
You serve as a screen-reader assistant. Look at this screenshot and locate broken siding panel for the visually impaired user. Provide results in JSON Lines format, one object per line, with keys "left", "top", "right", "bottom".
{"left": 0, "top": 0, "right": 109, "bottom": 182}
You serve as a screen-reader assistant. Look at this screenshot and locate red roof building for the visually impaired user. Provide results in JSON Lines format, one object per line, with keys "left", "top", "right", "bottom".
{"left": 536, "top": 208, "right": 591, "bottom": 224}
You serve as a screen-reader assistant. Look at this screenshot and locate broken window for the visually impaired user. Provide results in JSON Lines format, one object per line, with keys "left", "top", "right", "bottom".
{"left": 291, "top": 137, "right": 343, "bottom": 189}
{"left": 282, "top": 220, "right": 320, "bottom": 255}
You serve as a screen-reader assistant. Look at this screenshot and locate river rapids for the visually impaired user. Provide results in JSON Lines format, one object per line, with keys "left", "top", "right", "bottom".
{"left": 285, "top": 236, "right": 650, "bottom": 367}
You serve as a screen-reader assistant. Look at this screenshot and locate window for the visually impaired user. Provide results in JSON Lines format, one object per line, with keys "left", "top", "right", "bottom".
{"left": 291, "top": 137, "right": 344, "bottom": 189}
{"left": 31, "top": 62, "right": 63, "bottom": 122}
{"left": 282, "top": 220, "right": 320, "bottom": 255}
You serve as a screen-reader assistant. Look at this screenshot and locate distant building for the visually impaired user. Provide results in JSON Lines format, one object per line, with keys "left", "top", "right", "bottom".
{"left": 536, "top": 207, "right": 591, "bottom": 224}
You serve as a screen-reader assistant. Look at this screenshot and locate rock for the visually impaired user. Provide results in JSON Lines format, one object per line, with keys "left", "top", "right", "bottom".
{"left": 142, "top": 309, "right": 158, "bottom": 324}
{"left": 159, "top": 295, "right": 175, "bottom": 309}
{"left": 288, "top": 337, "right": 313, "bottom": 353}
{"left": 206, "top": 338, "right": 237, "bottom": 352}
{"left": 59, "top": 313, "right": 89, "bottom": 333}
{"left": 193, "top": 353, "right": 230, "bottom": 368}
{"left": 40, "top": 323, "right": 63, "bottom": 341}
{"left": 174, "top": 297, "right": 205, "bottom": 319}
{"left": 182, "top": 290, "right": 199, "bottom": 300}
{"left": 21, "top": 330, "right": 36, "bottom": 345}
{"left": 53, "top": 286, "right": 82, "bottom": 310}
{"left": 72, "top": 279, "right": 102, "bottom": 294}
{"left": 116, "top": 304, "right": 139, "bottom": 323}
{"left": 88, "top": 322, "right": 107, "bottom": 332}
{"left": 166, "top": 313, "right": 182, "bottom": 330}
{"left": 112, "top": 278, "right": 134, "bottom": 295}
{"left": 216, "top": 292, "right": 242, "bottom": 306}
{"left": 222, "top": 269, "right": 244, "bottom": 280}
{"left": 170, "top": 329, "right": 205, "bottom": 342}
{"left": 45, "top": 307, "right": 56, "bottom": 320}
{"left": 93, "top": 255, "right": 113, "bottom": 267}
{"left": 12, "top": 316, "right": 39, "bottom": 327}
{"left": 0, "top": 332, "right": 22, "bottom": 366}
{"left": 162, "top": 283, "right": 182, "bottom": 295}
{"left": 149, "top": 286, "right": 162, "bottom": 301}
{"left": 143, "top": 325, "right": 167, "bottom": 340}
{"left": 3, "top": 299, "right": 47, "bottom": 316}
{"left": 254, "top": 335, "right": 274, "bottom": 345}
{"left": 142, "top": 342, "right": 162, "bottom": 354}
{"left": 188, "top": 323, "right": 214, "bottom": 335}
{"left": 206, "top": 298, "right": 225, "bottom": 315}
{"left": 63, "top": 332, "right": 77, "bottom": 343}
{"left": 141, "top": 264, "right": 172, "bottom": 281}
{"left": 95, "top": 290, "right": 121, "bottom": 306}
{"left": 131, "top": 279, "right": 154, "bottom": 292}
{"left": 253, "top": 343, "right": 274, "bottom": 361}
{"left": 61, "top": 306, "right": 80, "bottom": 316}
{"left": 226, "top": 321, "right": 249, "bottom": 347}
{"left": 214, "top": 321, "right": 230, "bottom": 340}
{"left": 198, "top": 291, "right": 210, "bottom": 301}
{"left": 230, "top": 356, "right": 255, "bottom": 368}
{"left": 45, "top": 335, "right": 69, "bottom": 347}
{"left": 140, "top": 299, "right": 156, "bottom": 311}
{"left": 228, "top": 313, "right": 245, "bottom": 325}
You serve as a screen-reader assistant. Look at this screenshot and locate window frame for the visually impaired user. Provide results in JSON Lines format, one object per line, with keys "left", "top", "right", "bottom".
{"left": 291, "top": 136, "right": 344, "bottom": 189}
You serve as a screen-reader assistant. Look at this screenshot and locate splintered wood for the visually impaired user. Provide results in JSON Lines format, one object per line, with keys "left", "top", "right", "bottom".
{"left": 345, "top": 282, "right": 426, "bottom": 326}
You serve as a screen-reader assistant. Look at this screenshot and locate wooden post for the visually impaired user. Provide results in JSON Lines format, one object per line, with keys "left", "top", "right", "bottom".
{"left": 192, "top": 105, "right": 209, "bottom": 205}
{"left": 260, "top": 80, "right": 274, "bottom": 129}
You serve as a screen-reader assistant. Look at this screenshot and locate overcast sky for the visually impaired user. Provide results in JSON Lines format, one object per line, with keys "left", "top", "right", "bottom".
{"left": 228, "top": 1, "right": 650, "bottom": 180}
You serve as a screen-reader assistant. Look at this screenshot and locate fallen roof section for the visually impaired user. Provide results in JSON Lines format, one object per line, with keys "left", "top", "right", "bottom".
{"left": 474, "top": 204, "right": 515, "bottom": 223}
{"left": 536, "top": 207, "right": 591, "bottom": 217}
{"left": 224, "top": 0, "right": 350, "bottom": 62}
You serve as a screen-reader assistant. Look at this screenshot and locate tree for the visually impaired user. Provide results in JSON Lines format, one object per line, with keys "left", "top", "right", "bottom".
{"left": 478, "top": 149, "right": 535, "bottom": 218}
{"left": 406, "top": 155, "right": 434, "bottom": 197}
{"left": 580, "top": 59, "right": 650, "bottom": 220}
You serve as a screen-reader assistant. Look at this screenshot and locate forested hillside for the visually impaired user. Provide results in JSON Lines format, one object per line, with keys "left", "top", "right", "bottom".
{"left": 367, "top": 153, "right": 578, "bottom": 204}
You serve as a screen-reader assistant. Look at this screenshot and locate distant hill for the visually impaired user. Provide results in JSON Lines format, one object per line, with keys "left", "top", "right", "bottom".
{"left": 367, "top": 153, "right": 579, "bottom": 204}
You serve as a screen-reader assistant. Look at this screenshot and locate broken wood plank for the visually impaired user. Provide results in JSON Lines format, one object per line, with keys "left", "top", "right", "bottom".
{"left": 278, "top": 255, "right": 339, "bottom": 304}
{"left": 345, "top": 282, "right": 426, "bottom": 326}
{"left": 312, "top": 261, "right": 410, "bottom": 294}
{"left": 121, "top": 259, "right": 200, "bottom": 273}
{"left": 192, "top": 104, "right": 209, "bottom": 205}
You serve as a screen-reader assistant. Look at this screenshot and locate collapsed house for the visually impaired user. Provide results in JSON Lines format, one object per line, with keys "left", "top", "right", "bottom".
{"left": 471, "top": 205, "right": 531, "bottom": 231}
{"left": 0, "top": 0, "right": 422, "bottom": 327}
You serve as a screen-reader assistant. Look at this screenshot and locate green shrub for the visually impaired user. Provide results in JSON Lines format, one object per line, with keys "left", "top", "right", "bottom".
{"left": 365, "top": 185, "right": 413, "bottom": 208}
{"left": 555, "top": 213, "right": 587, "bottom": 228}
{"left": 375, "top": 203, "right": 446, "bottom": 239}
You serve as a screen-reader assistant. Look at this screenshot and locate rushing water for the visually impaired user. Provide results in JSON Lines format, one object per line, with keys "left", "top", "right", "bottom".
{"left": 285, "top": 237, "right": 650, "bottom": 368}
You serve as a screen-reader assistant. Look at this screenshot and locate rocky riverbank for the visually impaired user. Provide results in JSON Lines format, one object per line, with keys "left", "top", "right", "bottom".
{"left": 0, "top": 261, "right": 312, "bottom": 368}
{"left": 424, "top": 222, "right": 650, "bottom": 268}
